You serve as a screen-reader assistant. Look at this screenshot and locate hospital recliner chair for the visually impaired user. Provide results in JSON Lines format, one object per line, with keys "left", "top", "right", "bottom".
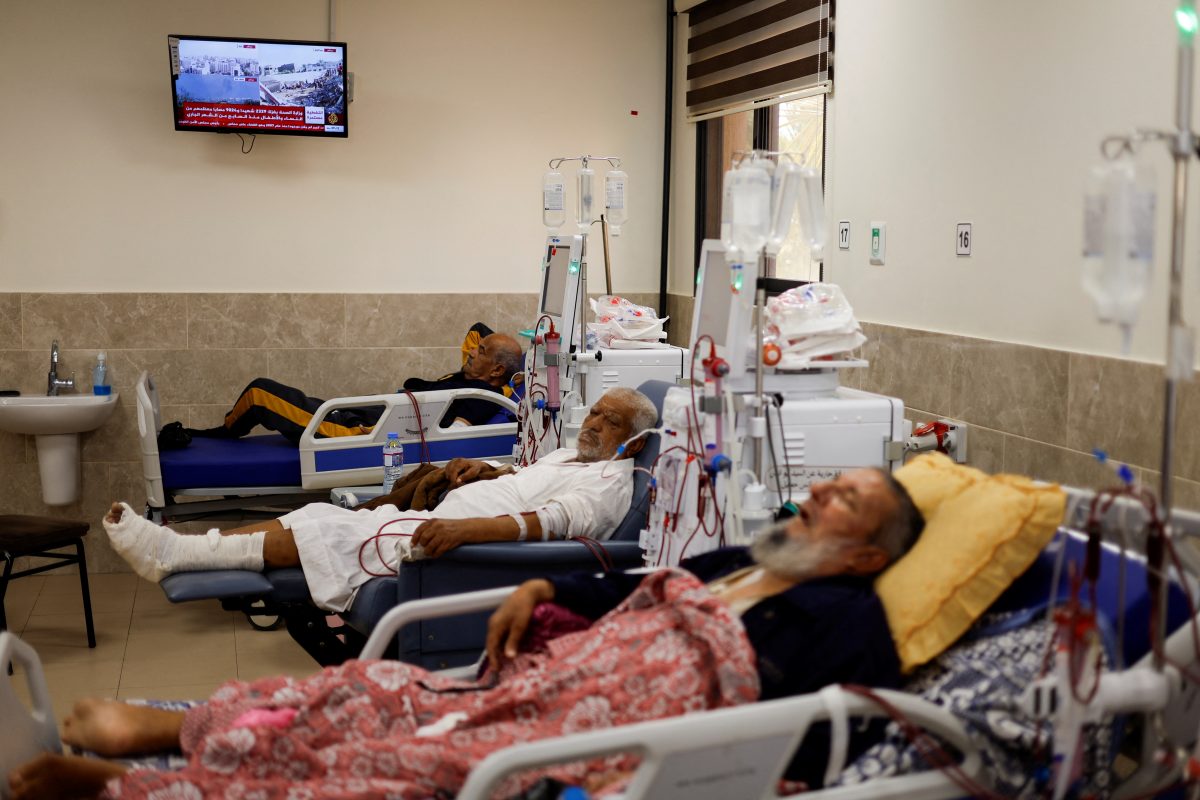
{"left": 157, "top": 380, "right": 671, "bottom": 669}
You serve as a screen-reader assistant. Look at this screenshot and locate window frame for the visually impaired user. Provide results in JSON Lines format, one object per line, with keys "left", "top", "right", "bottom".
{"left": 694, "top": 95, "right": 826, "bottom": 285}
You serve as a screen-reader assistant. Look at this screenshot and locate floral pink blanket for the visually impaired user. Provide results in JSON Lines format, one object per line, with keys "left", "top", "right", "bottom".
{"left": 103, "top": 569, "right": 760, "bottom": 800}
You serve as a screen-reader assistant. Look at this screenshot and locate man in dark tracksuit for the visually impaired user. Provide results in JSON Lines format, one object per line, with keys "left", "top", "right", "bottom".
{"left": 190, "top": 326, "right": 523, "bottom": 444}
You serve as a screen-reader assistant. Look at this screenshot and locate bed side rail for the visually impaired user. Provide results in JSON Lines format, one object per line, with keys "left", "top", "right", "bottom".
{"left": 135, "top": 370, "right": 166, "bottom": 509}
{"left": 0, "top": 633, "right": 62, "bottom": 792}
{"left": 458, "top": 687, "right": 981, "bottom": 800}
{"left": 366, "top": 586, "right": 980, "bottom": 800}
{"left": 298, "top": 388, "right": 518, "bottom": 490}
{"left": 361, "top": 585, "right": 518, "bottom": 659}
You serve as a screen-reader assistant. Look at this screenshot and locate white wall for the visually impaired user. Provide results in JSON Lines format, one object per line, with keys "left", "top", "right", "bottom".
{"left": 668, "top": 0, "right": 1200, "bottom": 363}
{"left": 0, "top": 0, "right": 665, "bottom": 294}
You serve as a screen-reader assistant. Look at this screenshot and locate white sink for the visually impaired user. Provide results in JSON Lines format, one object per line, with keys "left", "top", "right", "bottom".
{"left": 0, "top": 393, "right": 119, "bottom": 436}
{"left": 0, "top": 393, "right": 120, "bottom": 505}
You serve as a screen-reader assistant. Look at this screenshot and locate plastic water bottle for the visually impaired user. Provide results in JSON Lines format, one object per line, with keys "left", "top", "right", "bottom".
{"left": 91, "top": 352, "right": 111, "bottom": 396}
{"left": 382, "top": 433, "right": 404, "bottom": 492}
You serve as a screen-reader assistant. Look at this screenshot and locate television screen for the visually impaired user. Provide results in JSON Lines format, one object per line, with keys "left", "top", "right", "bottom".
{"left": 168, "top": 35, "right": 347, "bottom": 137}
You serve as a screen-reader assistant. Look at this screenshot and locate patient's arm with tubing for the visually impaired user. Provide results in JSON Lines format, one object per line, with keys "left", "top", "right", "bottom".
{"left": 411, "top": 513, "right": 547, "bottom": 559}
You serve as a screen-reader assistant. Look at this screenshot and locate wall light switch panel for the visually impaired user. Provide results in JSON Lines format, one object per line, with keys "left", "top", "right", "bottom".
{"left": 869, "top": 222, "right": 886, "bottom": 265}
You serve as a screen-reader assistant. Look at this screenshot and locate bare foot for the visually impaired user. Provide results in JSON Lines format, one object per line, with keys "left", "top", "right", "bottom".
{"left": 7, "top": 752, "right": 126, "bottom": 800}
{"left": 62, "top": 698, "right": 185, "bottom": 758}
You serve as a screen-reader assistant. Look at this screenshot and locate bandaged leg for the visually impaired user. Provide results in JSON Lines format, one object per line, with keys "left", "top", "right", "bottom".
{"left": 103, "top": 502, "right": 265, "bottom": 582}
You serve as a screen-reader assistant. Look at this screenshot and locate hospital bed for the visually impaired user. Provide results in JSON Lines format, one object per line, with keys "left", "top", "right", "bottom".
{"left": 136, "top": 370, "right": 520, "bottom": 524}
{"left": 154, "top": 380, "right": 671, "bottom": 667}
{"left": 4, "top": 516, "right": 1200, "bottom": 798}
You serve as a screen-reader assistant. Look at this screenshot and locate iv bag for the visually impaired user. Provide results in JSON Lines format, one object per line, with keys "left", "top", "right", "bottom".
{"left": 766, "top": 160, "right": 802, "bottom": 255}
{"left": 720, "top": 168, "right": 738, "bottom": 258}
{"left": 577, "top": 167, "right": 595, "bottom": 231}
{"left": 542, "top": 171, "right": 566, "bottom": 230}
{"left": 795, "top": 167, "right": 826, "bottom": 260}
{"left": 1082, "top": 160, "right": 1156, "bottom": 353}
{"left": 604, "top": 170, "right": 628, "bottom": 235}
{"left": 729, "top": 160, "right": 771, "bottom": 258}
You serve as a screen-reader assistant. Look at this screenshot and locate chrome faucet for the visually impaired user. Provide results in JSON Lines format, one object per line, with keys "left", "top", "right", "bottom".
{"left": 47, "top": 340, "right": 75, "bottom": 396}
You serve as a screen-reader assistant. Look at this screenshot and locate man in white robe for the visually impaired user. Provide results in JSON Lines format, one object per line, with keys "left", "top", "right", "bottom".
{"left": 102, "top": 388, "right": 657, "bottom": 611}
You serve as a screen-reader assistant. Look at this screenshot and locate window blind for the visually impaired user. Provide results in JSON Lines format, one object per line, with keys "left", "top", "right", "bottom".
{"left": 684, "top": 0, "right": 832, "bottom": 120}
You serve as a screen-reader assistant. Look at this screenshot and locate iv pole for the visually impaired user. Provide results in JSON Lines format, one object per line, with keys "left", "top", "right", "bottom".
{"left": 1156, "top": 0, "right": 1196, "bottom": 671}
{"left": 546, "top": 154, "right": 622, "bottom": 411}
{"left": 1101, "top": 6, "right": 1197, "bottom": 795}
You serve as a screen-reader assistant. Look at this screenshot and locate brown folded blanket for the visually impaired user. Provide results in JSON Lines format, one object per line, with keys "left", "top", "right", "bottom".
{"left": 355, "top": 462, "right": 440, "bottom": 511}
{"left": 353, "top": 463, "right": 513, "bottom": 512}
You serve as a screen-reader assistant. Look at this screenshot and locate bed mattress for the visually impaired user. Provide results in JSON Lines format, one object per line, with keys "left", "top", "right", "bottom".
{"left": 159, "top": 434, "right": 301, "bottom": 490}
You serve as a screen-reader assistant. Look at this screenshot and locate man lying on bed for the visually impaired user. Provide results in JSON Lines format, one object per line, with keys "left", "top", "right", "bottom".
{"left": 178, "top": 327, "right": 524, "bottom": 444}
{"left": 102, "top": 387, "right": 658, "bottom": 613}
{"left": 7, "top": 468, "right": 924, "bottom": 800}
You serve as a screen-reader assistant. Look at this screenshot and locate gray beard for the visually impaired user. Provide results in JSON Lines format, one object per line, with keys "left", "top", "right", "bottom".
{"left": 750, "top": 522, "right": 838, "bottom": 581}
{"left": 575, "top": 439, "right": 604, "bottom": 462}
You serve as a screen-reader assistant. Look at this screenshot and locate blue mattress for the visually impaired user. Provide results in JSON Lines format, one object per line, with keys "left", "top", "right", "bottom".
{"left": 160, "top": 434, "right": 301, "bottom": 490}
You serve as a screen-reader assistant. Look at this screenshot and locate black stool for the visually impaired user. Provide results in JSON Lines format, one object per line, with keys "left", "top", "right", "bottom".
{"left": 0, "top": 515, "right": 96, "bottom": 648}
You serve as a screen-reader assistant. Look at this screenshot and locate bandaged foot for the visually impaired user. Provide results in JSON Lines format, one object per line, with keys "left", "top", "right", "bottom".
{"left": 103, "top": 502, "right": 265, "bottom": 582}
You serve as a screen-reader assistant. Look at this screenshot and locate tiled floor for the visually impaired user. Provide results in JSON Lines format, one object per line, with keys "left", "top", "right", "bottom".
{"left": 5, "top": 571, "right": 321, "bottom": 723}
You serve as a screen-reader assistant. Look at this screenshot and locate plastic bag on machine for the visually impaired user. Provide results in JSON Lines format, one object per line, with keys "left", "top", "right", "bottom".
{"left": 587, "top": 295, "right": 669, "bottom": 348}
{"left": 766, "top": 283, "right": 866, "bottom": 362}
{"left": 766, "top": 283, "right": 858, "bottom": 338}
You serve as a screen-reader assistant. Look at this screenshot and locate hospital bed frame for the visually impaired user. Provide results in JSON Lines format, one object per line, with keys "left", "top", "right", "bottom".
{"left": 136, "top": 371, "right": 519, "bottom": 524}
{"left": 356, "top": 586, "right": 983, "bottom": 800}
{"left": 352, "top": 504, "right": 1200, "bottom": 799}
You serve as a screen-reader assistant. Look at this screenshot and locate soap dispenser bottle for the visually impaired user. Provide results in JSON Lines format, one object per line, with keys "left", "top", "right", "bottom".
{"left": 92, "top": 352, "right": 111, "bottom": 396}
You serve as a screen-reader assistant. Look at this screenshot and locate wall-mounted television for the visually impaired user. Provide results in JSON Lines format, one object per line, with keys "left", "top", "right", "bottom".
{"left": 168, "top": 35, "right": 348, "bottom": 138}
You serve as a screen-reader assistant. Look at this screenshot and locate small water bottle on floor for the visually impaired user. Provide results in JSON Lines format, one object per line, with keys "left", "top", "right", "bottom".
{"left": 382, "top": 433, "right": 404, "bottom": 493}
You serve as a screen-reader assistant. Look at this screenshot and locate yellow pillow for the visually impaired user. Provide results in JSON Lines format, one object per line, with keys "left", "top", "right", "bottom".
{"left": 876, "top": 452, "right": 1065, "bottom": 672}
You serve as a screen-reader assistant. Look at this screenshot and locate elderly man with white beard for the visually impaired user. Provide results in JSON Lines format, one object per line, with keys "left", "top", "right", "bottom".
{"left": 100, "top": 388, "right": 659, "bottom": 613}
{"left": 488, "top": 466, "right": 925, "bottom": 790}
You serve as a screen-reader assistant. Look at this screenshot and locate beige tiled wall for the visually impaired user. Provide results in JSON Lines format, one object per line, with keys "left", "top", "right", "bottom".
{"left": 8, "top": 291, "right": 1193, "bottom": 575}
{"left": 0, "top": 292, "right": 548, "bottom": 573}
{"left": 664, "top": 293, "right": 1200, "bottom": 510}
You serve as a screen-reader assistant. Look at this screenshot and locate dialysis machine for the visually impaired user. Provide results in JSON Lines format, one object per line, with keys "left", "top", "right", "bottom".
{"left": 519, "top": 233, "right": 687, "bottom": 462}
{"left": 693, "top": 240, "right": 905, "bottom": 493}
{"left": 640, "top": 239, "right": 907, "bottom": 567}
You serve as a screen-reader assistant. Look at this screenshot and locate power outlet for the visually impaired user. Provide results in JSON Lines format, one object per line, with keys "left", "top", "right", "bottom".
{"left": 939, "top": 417, "right": 968, "bottom": 463}
{"left": 906, "top": 417, "right": 968, "bottom": 463}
